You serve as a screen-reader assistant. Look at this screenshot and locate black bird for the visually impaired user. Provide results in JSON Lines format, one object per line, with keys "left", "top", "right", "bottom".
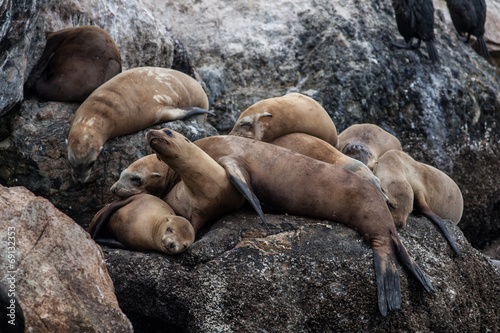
{"left": 446, "top": 0, "right": 490, "bottom": 59}
{"left": 391, "top": 0, "right": 440, "bottom": 63}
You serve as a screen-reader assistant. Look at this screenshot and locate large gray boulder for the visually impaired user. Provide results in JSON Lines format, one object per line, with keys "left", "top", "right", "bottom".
{"left": 103, "top": 211, "right": 500, "bottom": 332}
{"left": 0, "top": 185, "right": 133, "bottom": 332}
{"left": 143, "top": 0, "right": 500, "bottom": 249}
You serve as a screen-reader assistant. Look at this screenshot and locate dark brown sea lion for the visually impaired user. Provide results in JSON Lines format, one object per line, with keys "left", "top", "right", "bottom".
{"left": 88, "top": 193, "right": 195, "bottom": 254}
{"left": 67, "top": 67, "right": 212, "bottom": 183}
{"left": 375, "top": 149, "right": 464, "bottom": 255}
{"left": 146, "top": 129, "right": 434, "bottom": 316}
{"left": 32, "top": 25, "right": 122, "bottom": 102}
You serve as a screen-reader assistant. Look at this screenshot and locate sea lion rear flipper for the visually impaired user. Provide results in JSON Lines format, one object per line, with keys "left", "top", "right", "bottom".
{"left": 416, "top": 195, "right": 460, "bottom": 256}
{"left": 94, "top": 238, "right": 127, "bottom": 249}
{"left": 180, "top": 106, "right": 215, "bottom": 118}
{"left": 391, "top": 231, "right": 434, "bottom": 294}
{"left": 371, "top": 241, "right": 401, "bottom": 316}
{"left": 218, "top": 157, "right": 270, "bottom": 232}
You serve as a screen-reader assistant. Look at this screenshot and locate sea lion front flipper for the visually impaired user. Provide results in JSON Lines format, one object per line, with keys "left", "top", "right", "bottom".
{"left": 180, "top": 106, "right": 216, "bottom": 118}
{"left": 391, "top": 231, "right": 434, "bottom": 294}
{"left": 415, "top": 194, "right": 460, "bottom": 256}
{"left": 371, "top": 239, "right": 401, "bottom": 316}
{"left": 88, "top": 196, "right": 135, "bottom": 240}
{"left": 218, "top": 157, "right": 270, "bottom": 232}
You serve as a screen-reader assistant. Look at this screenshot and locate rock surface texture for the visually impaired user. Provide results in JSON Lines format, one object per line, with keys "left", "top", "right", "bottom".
{"left": 104, "top": 211, "right": 500, "bottom": 333}
{"left": 0, "top": 185, "right": 133, "bottom": 332}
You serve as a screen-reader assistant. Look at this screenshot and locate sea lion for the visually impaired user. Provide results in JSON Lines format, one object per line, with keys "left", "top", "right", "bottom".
{"left": 375, "top": 149, "right": 464, "bottom": 255}
{"left": 147, "top": 129, "right": 434, "bottom": 316}
{"left": 111, "top": 133, "right": 387, "bottom": 201}
{"left": 88, "top": 193, "right": 195, "bottom": 254}
{"left": 229, "top": 93, "right": 338, "bottom": 148}
{"left": 67, "top": 67, "right": 212, "bottom": 183}
{"left": 31, "top": 25, "right": 122, "bottom": 102}
{"left": 337, "top": 123, "right": 402, "bottom": 171}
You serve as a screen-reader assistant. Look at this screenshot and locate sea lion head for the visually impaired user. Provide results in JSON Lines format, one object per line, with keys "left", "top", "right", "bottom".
{"left": 160, "top": 216, "right": 195, "bottom": 254}
{"left": 111, "top": 155, "right": 169, "bottom": 198}
{"left": 67, "top": 141, "right": 101, "bottom": 183}
{"left": 146, "top": 128, "right": 190, "bottom": 161}
{"left": 383, "top": 179, "right": 414, "bottom": 228}
{"left": 229, "top": 111, "right": 273, "bottom": 141}
{"left": 341, "top": 142, "right": 377, "bottom": 170}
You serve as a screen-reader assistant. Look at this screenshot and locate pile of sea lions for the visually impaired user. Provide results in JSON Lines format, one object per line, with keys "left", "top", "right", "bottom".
{"left": 86, "top": 91, "right": 464, "bottom": 316}
{"left": 391, "top": 0, "right": 490, "bottom": 63}
{"left": 30, "top": 25, "right": 465, "bottom": 317}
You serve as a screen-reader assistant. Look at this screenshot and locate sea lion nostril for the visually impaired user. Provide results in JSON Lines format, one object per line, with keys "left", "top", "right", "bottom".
{"left": 163, "top": 129, "right": 174, "bottom": 137}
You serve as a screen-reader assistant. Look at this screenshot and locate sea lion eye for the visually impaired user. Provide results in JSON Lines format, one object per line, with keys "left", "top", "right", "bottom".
{"left": 167, "top": 227, "right": 172, "bottom": 232}
{"left": 163, "top": 129, "right": 174, "bottom": 137}
{"left": 131, "top": 176, "right": 142, "bottom": 185}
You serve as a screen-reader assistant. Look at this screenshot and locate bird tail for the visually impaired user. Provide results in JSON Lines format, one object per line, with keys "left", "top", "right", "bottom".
{"left": 425, "top": 41, "right": 440, "bottom": 64}
{"left": 477, "top": 36, "right": 490, "bottom": 60}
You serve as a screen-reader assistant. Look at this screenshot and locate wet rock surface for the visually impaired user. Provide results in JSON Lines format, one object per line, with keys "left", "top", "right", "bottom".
{"left": 103, "top": 210, "right": 500, "bottom": 333}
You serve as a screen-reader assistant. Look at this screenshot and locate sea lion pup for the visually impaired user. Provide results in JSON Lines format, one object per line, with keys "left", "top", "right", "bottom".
{"left": 446, "top": 0, "right": 490, "bottom": 59}
{"left": 30, "top": 25, "right": 122, "bottom": 102}
{"left": 337, "top": 124, "right": 402, "bottom": 171}
{"left": 229, "top": 93, "right": 338, "bottom": 148}
{"left": 391, "top": 0, "right": 440, "bottom": 63}
{"left": 147, "top": 129, "right": 434, "bottom": 316}
{"left": 88, "top": 194, "right": 195, "bottom": 254}
{"left": 67, "top": 67, "right": 212, "bottom": 183}
{"left": 111, "top": 133, "right": 387, "bottom": 201}
{"left": 375, "top": 150, "right": 464, "bottom": 255}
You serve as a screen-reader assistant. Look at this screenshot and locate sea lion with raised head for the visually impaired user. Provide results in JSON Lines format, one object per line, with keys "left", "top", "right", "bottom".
{"left": 89, "top": 193, "right": 195, "bottom": 254}
{"left": 30, "top": 25, "right": 122, "bottom": 102}
{"left": 337, "top": 124, "right": 402, "bottom": 171}
{"left": 146, "top": 129, "right": 434, "bottom": 316}
{"left": 229, "top": 93, "right": 338, "bottom": 148}
{"left": 375, "top": 149, "right": 464, "bottom": 255}
{"left": 67, "top": 67, "right": 212, "bottom": 183}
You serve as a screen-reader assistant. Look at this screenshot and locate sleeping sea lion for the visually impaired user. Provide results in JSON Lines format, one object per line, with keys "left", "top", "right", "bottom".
{"left": 375, "top": 149, "right": 464, "bottom": 255}
{"left": 67, "top": 67, "right": 212, "bottom": 183}
{"left": 31, "top": 25, "right": 122, "bottom": 102}
{"left": 88, "top": 193, "right": 195, "bottom": 254}
{"left": 229, "top": 93, "right": 338, "bottom": 148}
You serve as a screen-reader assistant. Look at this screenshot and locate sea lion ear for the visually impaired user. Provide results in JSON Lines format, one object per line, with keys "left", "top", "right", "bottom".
{"left": 263, "top": 112, "right": 273, "bottom": 117}
{"left": 153, "top": 173, "right": 162, "bottom": 178}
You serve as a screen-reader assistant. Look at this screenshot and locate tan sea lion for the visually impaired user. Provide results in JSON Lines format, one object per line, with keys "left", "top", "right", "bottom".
{"left": 31, "top": 25, "right": 122, "bottom": 102}
{"left": 229, "top": 93, "right": 338, "bottom": 148}
{"left": 375, "top": 149, "right": 464, "bottom": 255}
{"left": 337, "top": 124, "right": 402, "bottom": 171}
{"left": 111, "top": 133, "right": 387, "bottom": 201}
{"left": 146, "top": 129, "right": 434, "bottom": 316}
{"left": 88, "top": 193, "right": 195, "bottom": 254}
{"left": 67, "top": 67, "right": 212, "bottom": 183}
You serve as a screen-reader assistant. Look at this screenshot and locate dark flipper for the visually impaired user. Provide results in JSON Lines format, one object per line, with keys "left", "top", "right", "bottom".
{"left": 425, "top": 40, "right": 439, "bottom": 64}
{"left": 391, "top": 40, "right": 416, "bottom": 50}
{"left": 421, "top": 211, "right": 460, "bottom": 256}
{"left": 95, "top": 238, "right": 127, "bottom": 249}
{"left": 476, "top": 36, "right": 490, "bottom": 60}
{"left": 372, "top": 245, "right": 402, "bottom": 316}
{"left": 180, "top": 106, "right": 215, "bottom": 119}
{"left": 392, "top": 231, "right": 434, "bottom": 294}
{"left": 88, "top": 196, "right": 135, "bottom": 240}
{"left": 218, "top": 157, "right": 270, "bottom": 232}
